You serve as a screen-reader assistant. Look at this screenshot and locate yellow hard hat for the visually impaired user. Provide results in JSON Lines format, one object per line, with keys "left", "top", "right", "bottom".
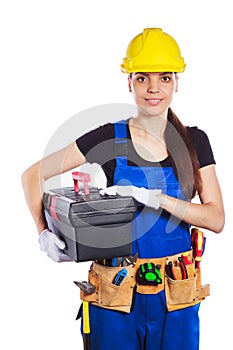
{"left": 121, "top": 28, "right": 186, "bottom": 74}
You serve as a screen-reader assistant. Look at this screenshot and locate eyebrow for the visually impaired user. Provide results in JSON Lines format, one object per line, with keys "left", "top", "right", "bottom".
{"left": 135, "top": 72, "right": 173, "bottom": 76}
{"left": 135, "top": 72, "right": 150, "bottom": 76}
{"left": 160, "top": 72, "right": 173, "bottom": 75}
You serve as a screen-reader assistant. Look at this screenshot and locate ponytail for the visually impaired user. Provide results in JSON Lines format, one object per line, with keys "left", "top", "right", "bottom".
{"left": 165, "top": 108, "right": 202, "bottom": 199}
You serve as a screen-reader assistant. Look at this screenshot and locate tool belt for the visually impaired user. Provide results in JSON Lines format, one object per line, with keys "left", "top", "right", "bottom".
{"left": 79, "top": 250, "right": 210, "bottom": 313}
{"left": 80, "top": 262, "right": 136, "bottom": 313}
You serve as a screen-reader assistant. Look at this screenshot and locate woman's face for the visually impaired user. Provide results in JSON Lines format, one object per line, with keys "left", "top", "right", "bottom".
{"left": 128, "top": 72, "right": 178, "bottom": 117}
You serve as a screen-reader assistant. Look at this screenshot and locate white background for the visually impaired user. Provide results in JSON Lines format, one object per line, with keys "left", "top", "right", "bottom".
{"left": 1, "top": 0, "right": 232, "bottom": 349}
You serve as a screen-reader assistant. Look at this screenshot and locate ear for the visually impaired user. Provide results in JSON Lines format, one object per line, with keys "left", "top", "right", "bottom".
{"left": 175, "top": 74, "right": 179, "bottom": 92}
{"left": 128, "top": 75, "right": 132, "bottom": 93}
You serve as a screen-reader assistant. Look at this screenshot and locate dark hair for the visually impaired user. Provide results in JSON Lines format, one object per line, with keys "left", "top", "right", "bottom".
{"left": 165, "top": 108, "right": 202, "bottom": 199}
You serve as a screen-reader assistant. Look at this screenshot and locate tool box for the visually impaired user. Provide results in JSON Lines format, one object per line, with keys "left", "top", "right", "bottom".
{"left": 43, "top": 172, "right": 137, "bottom": 262}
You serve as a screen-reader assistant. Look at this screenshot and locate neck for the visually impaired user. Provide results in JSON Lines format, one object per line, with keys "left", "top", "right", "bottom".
{"left": 130, "top": 111, "right": 168, "bottom": 140}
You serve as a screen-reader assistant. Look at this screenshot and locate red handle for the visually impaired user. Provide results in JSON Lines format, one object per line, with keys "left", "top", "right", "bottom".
{"left": 72, "top": 171, "right": 91, "bottom": 195}
{"left": 191, "top": 228, "right": 205, "bottom": 269}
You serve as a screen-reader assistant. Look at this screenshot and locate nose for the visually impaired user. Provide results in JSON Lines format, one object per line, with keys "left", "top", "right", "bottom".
{"left": 147, "top": 78, "right": 160, "bottom": 93}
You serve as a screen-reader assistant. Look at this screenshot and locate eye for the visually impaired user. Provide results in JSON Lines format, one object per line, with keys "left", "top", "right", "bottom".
{"left": 136, "top": 75, "right": 148, "bottom": 82}
{"left": 161, "top": 76, "right": 171, "bottom": 82}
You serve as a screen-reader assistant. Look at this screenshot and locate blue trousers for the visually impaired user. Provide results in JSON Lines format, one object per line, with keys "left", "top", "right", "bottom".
{"left": 84, "top": 292, "right": 200, "bottom": 350}
{"left": 80, "top": 121, "right": 200, "bottom": 349}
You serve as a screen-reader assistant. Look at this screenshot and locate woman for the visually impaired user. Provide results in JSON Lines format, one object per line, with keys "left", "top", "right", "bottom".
{"left": 21, "top": 28, "right": 224, "bottom": 349}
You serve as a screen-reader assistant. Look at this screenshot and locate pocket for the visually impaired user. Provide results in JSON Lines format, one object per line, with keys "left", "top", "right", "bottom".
{"left": 81, "top": 262, "right": 136, "bottom": 313}
{"left": 165, "top": 274, "right": 197, "bottom": 306}
{"left": 165, "top": 257, "right": 198, "bottom": 311}
{"left": 135, "top": 257, "right": 165, "bottom": 295}
{"left": 99, "top": 275, "right": 133, "bottom": 307}
{"left": 164, "top": 260, "right": 210, "bottom": 312}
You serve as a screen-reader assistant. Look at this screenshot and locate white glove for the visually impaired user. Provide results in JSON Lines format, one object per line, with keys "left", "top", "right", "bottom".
{"left": 38, "top": 229, "right": 73, "bottom": 262}
{"left": 99, "top": 185, "right": 162, "bottom": 210}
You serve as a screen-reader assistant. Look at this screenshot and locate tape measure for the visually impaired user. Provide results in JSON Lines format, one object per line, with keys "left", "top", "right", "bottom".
{"left": 137, "top": 263, "right": 162, "bottom": 286}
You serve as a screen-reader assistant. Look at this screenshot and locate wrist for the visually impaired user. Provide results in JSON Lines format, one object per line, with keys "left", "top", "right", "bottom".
{"left": 157, "top": 193, "right": 167, "bottom": 208}
{"left": 39, "top": 228, "right": 50, "bottom": 236}
{"left": 35, "top": 216, "right": 48, "bottom": 235}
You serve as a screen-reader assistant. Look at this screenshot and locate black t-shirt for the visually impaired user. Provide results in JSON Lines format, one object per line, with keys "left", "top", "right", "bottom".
{"left": 76, "top": 120, "right": 215, "bottom": 186}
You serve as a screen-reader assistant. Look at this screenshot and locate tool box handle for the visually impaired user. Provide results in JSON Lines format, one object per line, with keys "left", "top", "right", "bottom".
{"left": 72, "top": 171, "right": 91, "bottom": 195}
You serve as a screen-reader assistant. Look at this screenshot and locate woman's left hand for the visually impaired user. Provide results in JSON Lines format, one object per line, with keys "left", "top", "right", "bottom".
{"left": 99, "top": 185, "right": 162, "bottom": 209}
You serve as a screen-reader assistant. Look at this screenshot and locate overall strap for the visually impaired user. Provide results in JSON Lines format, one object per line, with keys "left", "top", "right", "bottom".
{"left": 114, "top": 120, "right": 128, "bottom": 167}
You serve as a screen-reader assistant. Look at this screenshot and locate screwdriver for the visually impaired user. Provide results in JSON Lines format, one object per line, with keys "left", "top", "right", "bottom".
{"left": 191, "top": 228, "right": 205, "bottom": 269}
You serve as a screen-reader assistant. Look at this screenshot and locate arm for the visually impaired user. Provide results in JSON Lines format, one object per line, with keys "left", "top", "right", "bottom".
{"left": 21, "top": 141, "right": 86, "bottom": 234}
{"left": 159, "top": 164, "right": 225, "bottom": 233}
{"left": 102, "top": 164, "right": 225, "bottom": 234}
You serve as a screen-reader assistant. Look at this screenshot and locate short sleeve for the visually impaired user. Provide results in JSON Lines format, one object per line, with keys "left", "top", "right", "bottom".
{"left": 76, "top": 123, "right": 115, "bottom": 164}
{"left": 187, "top": 127, "right": 216, "bottom": 168}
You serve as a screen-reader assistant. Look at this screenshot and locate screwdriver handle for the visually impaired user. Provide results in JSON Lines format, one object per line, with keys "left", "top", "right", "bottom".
{"left": 191, "top": 228, "right": 205, "bottom": 269}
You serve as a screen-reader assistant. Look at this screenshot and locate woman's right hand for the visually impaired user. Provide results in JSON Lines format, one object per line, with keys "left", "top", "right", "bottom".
{"left": 38, "top": 229, "right": 73, "bottom": 262}
{"left": 100, "top": 185, "right": 162, "bottom": 209}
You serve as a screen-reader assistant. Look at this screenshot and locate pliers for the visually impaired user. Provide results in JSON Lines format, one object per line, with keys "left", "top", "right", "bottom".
{"left": 167, "top": 257, "right": 188, "bottom": 280}
{"left": 167, "top": 261, "right": 177, "bottom": 280}
{"left": 178, "top": 257, "right": 188, "bottom": 279}
{"left": 122, "top": 253, "right": 138, "bottom": 266}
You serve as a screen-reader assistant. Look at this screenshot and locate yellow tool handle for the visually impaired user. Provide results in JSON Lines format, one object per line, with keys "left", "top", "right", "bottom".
{"left": 83, "top": 301, "right": 90, "bottom": 334}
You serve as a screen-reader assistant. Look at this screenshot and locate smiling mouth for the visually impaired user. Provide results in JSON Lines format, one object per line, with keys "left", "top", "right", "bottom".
{"left": 145, "top": 98, "right": 162, "bottom": 106}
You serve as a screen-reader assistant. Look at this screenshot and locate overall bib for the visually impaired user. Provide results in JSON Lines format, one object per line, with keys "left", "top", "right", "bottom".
{"left": 87, "top": 121, "right": 200, "bottom": 350}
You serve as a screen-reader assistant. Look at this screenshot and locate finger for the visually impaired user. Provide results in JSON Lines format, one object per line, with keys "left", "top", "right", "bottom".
{"left": 59, "top": 253, "right": 73, "bottom": 262}
{"left": 53, "top": 236, "right": 66, "bottom": 250}
{"left": 117, "top": 186, "right": 134, "bottom": 197}
{"left": 48, "top": 247, "right": 73, "bottom": 262}
{"left": 99, "top": 185, "right": 117, "bottom": 196}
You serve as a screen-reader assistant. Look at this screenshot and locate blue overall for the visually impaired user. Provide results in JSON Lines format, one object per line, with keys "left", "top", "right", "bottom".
{"left": 86, "top": 121, "right": 200, "bottom": 350}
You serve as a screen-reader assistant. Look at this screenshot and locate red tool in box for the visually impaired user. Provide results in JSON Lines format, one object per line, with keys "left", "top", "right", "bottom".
{"left": 72, "top": 171, "right": 91, "bottom": 195}
{"left": 42, "top": 172, "right": 137, "bottom": 262}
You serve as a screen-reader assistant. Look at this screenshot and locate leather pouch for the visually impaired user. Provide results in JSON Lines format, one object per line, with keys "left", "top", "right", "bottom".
{"left": 135, "top": 257, "right": 165, "bottom": 295}
{"left": 80, "top": 262, "right": 136, "bottom": 313}
{"left": 165, "top": 260, "right": 210, "bottom": 312}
